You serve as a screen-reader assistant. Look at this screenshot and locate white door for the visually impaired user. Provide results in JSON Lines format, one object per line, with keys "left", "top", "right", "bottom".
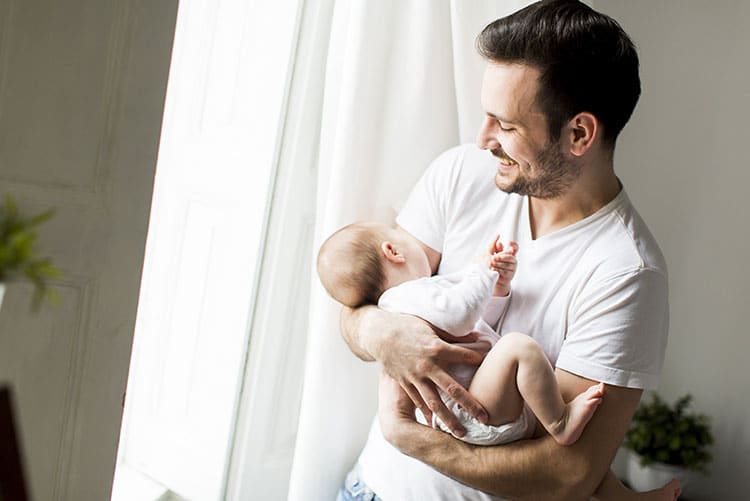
{"left": 0, "top": 1, "right": 178, "bottom": 500}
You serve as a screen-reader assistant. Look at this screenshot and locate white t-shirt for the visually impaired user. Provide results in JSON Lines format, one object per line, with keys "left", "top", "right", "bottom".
{"left": 357, "top": 144, "right": 669, "bottom": 501}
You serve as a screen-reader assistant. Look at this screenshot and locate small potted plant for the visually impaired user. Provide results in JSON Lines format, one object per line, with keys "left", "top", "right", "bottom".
{"left": 0, "top": 196, "right": 60, "bottom": 310}
{"left": 624, "top": 393, "right": 713, "bottom": 494}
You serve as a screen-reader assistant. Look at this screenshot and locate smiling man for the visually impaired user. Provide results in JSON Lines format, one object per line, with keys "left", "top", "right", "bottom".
{"left": 481, "top": 63, "right": 585, "bottom": 201}
{"left": 337, "top": 1, "right": 670, "bottom": 499}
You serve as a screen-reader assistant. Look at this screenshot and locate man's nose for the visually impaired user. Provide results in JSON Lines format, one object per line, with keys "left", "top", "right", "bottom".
{"left": 476, "top": 117, "right": 499, "bottom": 150}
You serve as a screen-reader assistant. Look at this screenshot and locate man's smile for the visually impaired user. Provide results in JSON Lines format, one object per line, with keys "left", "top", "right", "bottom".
{"left": 492, "top": 148, "right": 517, "bottom": 168}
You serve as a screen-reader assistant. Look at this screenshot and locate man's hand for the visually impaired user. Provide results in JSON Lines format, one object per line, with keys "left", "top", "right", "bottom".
{"left": 377, "top": 369, "right": 417, "bottom": 439}
{"left": 346, "top": 306, "right": 489, "bottom": 436}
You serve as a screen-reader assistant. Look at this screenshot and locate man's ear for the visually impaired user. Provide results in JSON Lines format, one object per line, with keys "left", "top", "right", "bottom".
{"left": 567, "top": 112, "right": 598, "bottom": 157}
{"left": 381, "top": 241, "right": 406, "bottom": 264}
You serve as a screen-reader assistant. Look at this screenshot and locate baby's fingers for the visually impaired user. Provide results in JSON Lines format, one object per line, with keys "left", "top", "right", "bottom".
{"left": 491, "top": 255, "right": 517, "bottom": 271}
{"left": 488, "top": 234, "right": 503, "bottom": 255}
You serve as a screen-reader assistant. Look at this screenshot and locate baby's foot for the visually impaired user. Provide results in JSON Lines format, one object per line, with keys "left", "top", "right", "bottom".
{"left": 630, "top": 478, "right": 682, "bottom": 500}
{"left": 551, "top": 383, "right": 604, "bottom": 445}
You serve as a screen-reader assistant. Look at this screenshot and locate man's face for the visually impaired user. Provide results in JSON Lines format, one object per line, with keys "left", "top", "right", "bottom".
{"left": 477, "top": 62, "right": 581, "bottom": 199}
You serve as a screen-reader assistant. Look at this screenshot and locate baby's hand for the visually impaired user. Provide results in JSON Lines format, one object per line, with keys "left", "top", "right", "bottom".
{"left": 488, "top": 235, "right": 518, "bottom": 297}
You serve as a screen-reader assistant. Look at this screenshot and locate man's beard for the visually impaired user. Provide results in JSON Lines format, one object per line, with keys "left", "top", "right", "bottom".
{"left": 494, "top": 141, "right": 582, "bottom": 199}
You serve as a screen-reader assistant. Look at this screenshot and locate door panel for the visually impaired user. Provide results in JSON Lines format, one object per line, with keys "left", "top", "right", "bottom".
{"left": 0, "top": 0, "right": 178, "bottom": 499}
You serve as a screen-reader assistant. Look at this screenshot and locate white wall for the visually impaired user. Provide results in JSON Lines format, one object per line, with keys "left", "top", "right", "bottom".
{"left": 596, "top": 1, "right": 750, "bottom": 498}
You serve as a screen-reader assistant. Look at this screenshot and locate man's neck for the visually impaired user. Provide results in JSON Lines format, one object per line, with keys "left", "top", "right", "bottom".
{"left": 528, "top": 166, "right": 621, "bottom": 240}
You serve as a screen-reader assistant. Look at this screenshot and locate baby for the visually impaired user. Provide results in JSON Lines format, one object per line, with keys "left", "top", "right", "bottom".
{"left": 318, "top": 221, "right": 681, "bottom": 500}
{"left": 318, "top": 221, "right": 602, "bottom": 446}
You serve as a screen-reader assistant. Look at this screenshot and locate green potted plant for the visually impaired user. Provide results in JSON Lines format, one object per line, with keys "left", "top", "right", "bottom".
{"left": 624, "top": 393, "right": 713, "bottom": 493}
{"left": 0, "top": 196, "right": 61, "bottom": 310}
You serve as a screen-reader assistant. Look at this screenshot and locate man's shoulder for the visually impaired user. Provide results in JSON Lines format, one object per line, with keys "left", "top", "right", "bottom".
{"left": 584, "top": 190, "right": 668, "bottom": 280}
{"left": 614, "top": 191, "right": 667, "bottom": 275}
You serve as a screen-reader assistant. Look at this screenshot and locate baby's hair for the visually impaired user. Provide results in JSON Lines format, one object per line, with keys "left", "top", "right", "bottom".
{"left": 317, "top": 222, "right": 390, "bottom": 308}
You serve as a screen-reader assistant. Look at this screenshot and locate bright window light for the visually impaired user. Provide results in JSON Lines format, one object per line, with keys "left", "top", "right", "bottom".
{"left": 111, "top": 0, "right": 301, "bottom": 499}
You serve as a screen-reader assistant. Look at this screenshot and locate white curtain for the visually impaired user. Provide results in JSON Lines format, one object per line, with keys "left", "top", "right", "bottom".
{"left": 287, "top": 2, "right": 532, "bottom": 499}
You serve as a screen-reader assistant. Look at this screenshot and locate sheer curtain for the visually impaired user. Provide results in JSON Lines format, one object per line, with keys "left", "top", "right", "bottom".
{"left": 287, "top": 1, "right": 532, "bottom": 499}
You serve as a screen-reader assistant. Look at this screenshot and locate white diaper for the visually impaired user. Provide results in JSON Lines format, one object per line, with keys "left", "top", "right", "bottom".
{"left": 433, "top": 400, "right": 535, "bottom": 446}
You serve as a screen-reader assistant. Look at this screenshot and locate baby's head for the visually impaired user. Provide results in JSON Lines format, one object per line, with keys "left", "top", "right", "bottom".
{"left": 317, "top": 222, "right": 430, "bottom": 308}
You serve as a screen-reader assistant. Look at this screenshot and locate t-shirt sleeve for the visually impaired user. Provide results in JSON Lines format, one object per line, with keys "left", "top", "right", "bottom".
{"left": 555, "top": 268, "right": 669, "bottom": 390}
{"left": 396, "top": 148, "right": 460, "bottom": 253}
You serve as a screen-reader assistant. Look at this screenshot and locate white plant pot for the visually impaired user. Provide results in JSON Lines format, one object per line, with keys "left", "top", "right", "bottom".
{"left": 0, "top": 283, "right": 5, "bottom": 310}
{"left": 626, "top": 451, "right": 693, "bottom": 493}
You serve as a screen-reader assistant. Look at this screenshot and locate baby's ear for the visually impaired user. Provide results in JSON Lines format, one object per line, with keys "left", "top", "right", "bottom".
{"left": 381, "top": 241, "right": 406, "bottom": 263}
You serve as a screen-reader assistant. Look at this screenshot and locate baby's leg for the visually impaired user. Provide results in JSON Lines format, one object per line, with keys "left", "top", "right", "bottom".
{"left": 592, "top": 470, "right": 681, "bottom": 500}
{"left": 468, "top": 331, "right": 603, "bottom": 445}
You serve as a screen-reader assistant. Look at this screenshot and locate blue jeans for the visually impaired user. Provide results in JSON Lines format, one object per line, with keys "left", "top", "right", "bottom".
{"left": 335, "top": 466, "right": 382, "bottom": 501}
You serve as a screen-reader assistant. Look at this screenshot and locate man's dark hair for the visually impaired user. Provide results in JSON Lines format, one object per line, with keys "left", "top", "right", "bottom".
{"left": 477, "top": 0, "right": 640, "bottom": 147}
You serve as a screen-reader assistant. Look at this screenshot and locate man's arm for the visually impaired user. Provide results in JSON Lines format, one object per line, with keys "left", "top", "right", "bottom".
{"left": 341, "top": 304, "right": 489, "bottom": 435}
{"left": 339, "top": 226, "right": 491, "bottom": 435}
{"left": 378, "top": 367, "right": 642, "bottom": 500}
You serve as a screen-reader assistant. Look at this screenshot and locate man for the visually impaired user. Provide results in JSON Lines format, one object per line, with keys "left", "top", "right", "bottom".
{"left": 339, "top": 1, "right": 669, "bottom": 499}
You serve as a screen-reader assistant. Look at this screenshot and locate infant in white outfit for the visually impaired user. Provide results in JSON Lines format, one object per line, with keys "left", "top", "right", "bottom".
{"left": 317, "top": 221, "right": 603, "bottom": 447}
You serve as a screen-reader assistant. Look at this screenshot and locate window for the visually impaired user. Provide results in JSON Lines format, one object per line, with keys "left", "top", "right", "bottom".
{"left": 112, "top": 0, "right": 304, "bottom": 499}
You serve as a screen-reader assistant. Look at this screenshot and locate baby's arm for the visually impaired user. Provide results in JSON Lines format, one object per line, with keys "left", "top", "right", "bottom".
{"left": 487, "top": 235, "right": 518, "bottom": 297}
{"left": 379, "top": 269, "right": 498, "bottom": 337}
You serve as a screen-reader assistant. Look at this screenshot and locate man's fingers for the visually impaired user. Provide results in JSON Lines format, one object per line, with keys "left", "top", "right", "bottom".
{"left": 415, "top": 382, "right": 467, "bottom": 437}
{"left": 403, "top": 383, "right": 432, "bottom": 424}
{"left": 437, "top": 343, "right": 486, "bottom": 366}
{"left": 432, "top": 372, "right": 489, "bottom": 425}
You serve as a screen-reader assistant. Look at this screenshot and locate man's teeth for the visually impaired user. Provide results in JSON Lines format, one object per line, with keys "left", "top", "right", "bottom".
{"left": 499, "top": 158, "right": 516, "bottom": 166}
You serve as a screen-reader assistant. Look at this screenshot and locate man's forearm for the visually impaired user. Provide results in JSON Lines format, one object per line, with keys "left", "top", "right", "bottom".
{"left": 381, "top": 373, "right": 643, "bottom": 500}
{"left": 389, "top": 423, "right": 593, "bottom": 500}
